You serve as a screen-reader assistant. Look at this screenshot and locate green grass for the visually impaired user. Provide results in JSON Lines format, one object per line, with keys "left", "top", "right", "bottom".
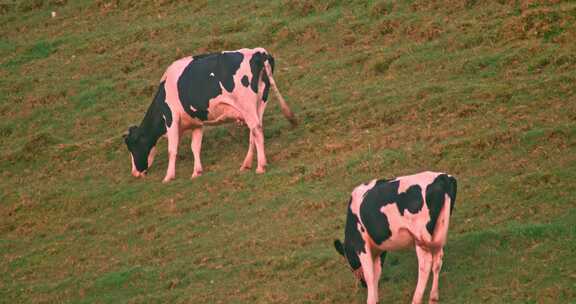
{"left": 1, "top": 1, "right": 576, "bottom": 303}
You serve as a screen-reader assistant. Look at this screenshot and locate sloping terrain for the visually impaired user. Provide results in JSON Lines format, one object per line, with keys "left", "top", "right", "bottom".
{"left": 1, "top": 1, "right": 575, "bottom": 303}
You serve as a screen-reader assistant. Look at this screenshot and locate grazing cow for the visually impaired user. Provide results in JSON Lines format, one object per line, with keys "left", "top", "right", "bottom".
{"left": 334, "top": 171, "right": 457, "bottom": 304}
{"left": 124, "top": 48, "right": 296, "bottom": 182}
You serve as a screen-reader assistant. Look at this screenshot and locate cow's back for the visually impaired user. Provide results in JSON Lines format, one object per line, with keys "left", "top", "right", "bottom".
{"left": 161, "top": 48, "right": 271, "bottom": 124}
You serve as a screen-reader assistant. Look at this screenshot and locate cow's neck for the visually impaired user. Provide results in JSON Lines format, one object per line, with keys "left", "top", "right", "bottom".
{"left": 138, "top": 98, "right": 167, "bottom": 148}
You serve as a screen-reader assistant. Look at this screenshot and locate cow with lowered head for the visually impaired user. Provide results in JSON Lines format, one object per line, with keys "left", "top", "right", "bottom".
{"left": 334, "top": 171, "right": 457, "bottom": 304}
{"left": 124, "top": 48, "right": 296, "bottom": 182}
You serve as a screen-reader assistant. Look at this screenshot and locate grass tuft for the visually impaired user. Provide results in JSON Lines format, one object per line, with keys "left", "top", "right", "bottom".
{"left": 3, "top": 40, "right": 57, "bottom": 69}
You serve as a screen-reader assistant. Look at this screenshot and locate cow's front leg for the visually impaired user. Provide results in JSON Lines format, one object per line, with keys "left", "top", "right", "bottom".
{"left": 190, "top": 127, "right": 204, "bottom": 179}
{"left": 359, "top": 252, "right": 378, "bottom": 304}
{"left": 163, "top": 120, "right": 180, "bottom": 183}
{"left": 412, "top": 245, "right": 433, "bottom": 304}
{"left": 240, "top": 132, "right": 254, "bottom": 171}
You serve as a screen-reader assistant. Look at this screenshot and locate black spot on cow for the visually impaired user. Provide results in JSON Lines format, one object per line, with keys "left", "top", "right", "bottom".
{"left": 250, "top": 52, "right": 274, "bottom": 102}
{"left": 262, "top": 69, "right": 271, "bottom": 102}
{"left": 249, "top": 52, "right": 265, "bottom": 94}
{"left": 360, "top": 179, "right": 424, "bottom": 245}
{"left": 177, "top": 52, "right": 244, "bottom": 120}
{"left": 360, "top": 182, "right": 393, "bottom": 245}
{"left": 124, "top": 126, "right": 147, "bottom": 171}
{"left": 156, "top": 81, "right": 172, "bottom": 128}
{"left": 124, "top": 81, "right": 170, "bottom": 172}
{"left": 267, "top": 53, "right": 275, "bottom": 73}
{"left": 335, "top": 197, "right": 389, "bottom": 288}
{"left": 425, "top": 174, "right": 458, "bottom": 234}
{"left": 249, "top": 52, "right": 275, "bottom": 102}
{"left": 344, "top": 203, "right": 365, "bottom": 270}
{"left": 396, "top": 185, "right": 424, "bottom": 215}
{"left": 241, "top": 75, "right": 250, "bottom": 87}
{"left": 335, "top": 198, "right": 366, "bottom": 273}
{"left": 149, "top": 81, "right": 169, "bottom": 134}
{"left": 263, "top": 54, "right": 274, "bottom": 102}
{"left": 218, "top": 52, "right": 243, "bottom": 93}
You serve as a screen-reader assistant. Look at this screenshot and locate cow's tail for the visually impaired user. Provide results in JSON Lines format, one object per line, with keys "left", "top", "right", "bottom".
{"left": 411, "top": 193, "right": 453, "bottom": 249}
{"left": 430, "top": 193, "right": 452, "bottom": 247}
{"left": 263, "top": 56, "right": 297, "bottom": 127}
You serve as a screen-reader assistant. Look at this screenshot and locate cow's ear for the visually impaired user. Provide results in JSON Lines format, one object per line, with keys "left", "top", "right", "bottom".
{"left": 128, "top": 125, "right": 138, "bottom": 135}
{"left": 334, "top": 239, "right": 345, "bottom": 256}
{"left": 125, "top": 126, "right": 139, "bottom": 143}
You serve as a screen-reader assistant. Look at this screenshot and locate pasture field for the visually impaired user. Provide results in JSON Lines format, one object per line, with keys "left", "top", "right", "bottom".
{"left": 1, "top": 1, "right": 575, "bottom": 303}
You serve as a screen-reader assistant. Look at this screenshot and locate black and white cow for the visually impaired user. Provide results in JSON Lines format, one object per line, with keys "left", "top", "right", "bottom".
{"left": 124, "top": 48, "right": 296, "bottom": 182}
{"left": 334, "top": 171, "right": 457, "bottom": 304}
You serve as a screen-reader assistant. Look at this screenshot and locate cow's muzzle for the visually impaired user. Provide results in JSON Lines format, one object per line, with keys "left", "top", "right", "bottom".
{"left": 132, "top": 170, "right": 147, "bottom": 178}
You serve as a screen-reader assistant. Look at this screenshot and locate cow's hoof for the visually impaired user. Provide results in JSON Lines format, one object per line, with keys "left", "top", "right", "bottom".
{"left": 239, "top": 166, "right": 251, "bottom": 172}
{"left": 162, "top": 176, "right": 174, "bottom": 183}
{"left": 256, "top": 167, "right": 266, "bottom": 174}
{"left": 191, "top": 171, "right": 203, "bottom": 179}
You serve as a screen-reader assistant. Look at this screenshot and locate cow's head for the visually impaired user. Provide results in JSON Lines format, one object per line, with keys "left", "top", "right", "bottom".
{"left": 124, "top": 125, "right": 156, "bottom": 177}
{"left": 334, "top": 239, "right": 367, "bottom": 288}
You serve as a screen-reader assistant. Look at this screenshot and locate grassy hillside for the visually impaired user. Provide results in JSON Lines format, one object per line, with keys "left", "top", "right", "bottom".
{"left": 1, "top": 0, "right": 575, "bottom": 303}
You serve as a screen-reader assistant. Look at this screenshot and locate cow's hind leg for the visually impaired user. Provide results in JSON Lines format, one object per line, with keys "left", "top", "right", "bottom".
{"left": 252, "top": 124, "right": 267, "bottom": 173}
{"left": 412, "top": 245, "right": 433, "bottom": 304}
{"left": 428, "top": 248, "right": 444, "bottom": 304}
{"left": 241, "top": 99, "right": 266, "bottom": 172}
{"left": 163, "top": 117, "right": 180, "bottom": 183}
{"left": 240, "top": 132, "right": 254, "bottom": 171}
{"left": 244, "top": 113, "right": 266, "bottom": 174}
{"left": 190, "top": 127, "right": 204, "bottom": 179}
